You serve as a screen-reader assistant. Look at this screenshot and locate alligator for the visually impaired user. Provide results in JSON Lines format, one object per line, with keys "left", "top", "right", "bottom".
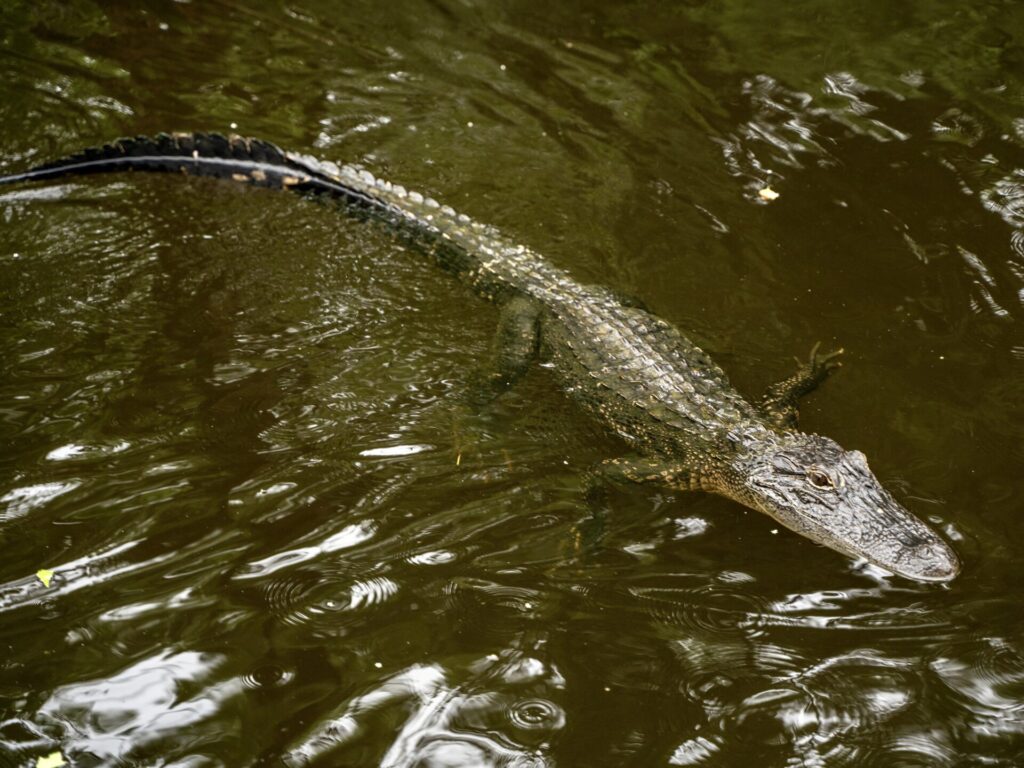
{"left": 0, "top": 132, "right": 960, "bottom": 583}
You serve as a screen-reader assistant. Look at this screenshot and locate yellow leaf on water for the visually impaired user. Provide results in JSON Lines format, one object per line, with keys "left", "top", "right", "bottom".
{"left": 36, "top": 569, "right": 55, "bottom": 588}
{"left": 36, "top": 752, "right": 66, "bottom": 768}
{"left": 758, "top": 186, "right": 780, "bottom": 201}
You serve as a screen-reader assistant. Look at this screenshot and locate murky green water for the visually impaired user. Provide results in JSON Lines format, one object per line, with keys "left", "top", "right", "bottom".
{"left": 1, "top": 1, "right": 1023, "bottom": 765}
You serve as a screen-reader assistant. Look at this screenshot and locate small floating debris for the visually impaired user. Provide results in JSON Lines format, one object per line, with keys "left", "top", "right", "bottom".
{"left": 758, "top": 186, "right": 780, "bottom": 202}
{"left": 36, "top": 569, "right": 55, "bottom": 588}
{"left": 358, "top": 444, "right": 433, "bottom": 458}
{"left": 37, "top": 752, "right": 66, "bottom": 768}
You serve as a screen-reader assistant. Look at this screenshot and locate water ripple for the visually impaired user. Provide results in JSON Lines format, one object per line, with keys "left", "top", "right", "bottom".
{"left": 932, "top": 636, "right": 1024, "bottom": 734}
{"left": 241, "top": 664, "right": 295, "bottom": 691}
{"left": 628, "top": 578, "right": 769, "bottom": 637}
{"left": 33, "top": 651, "right": 242, "bottom": 765}
{"left": 0, "top": 481, "right": 80, "bottom": 523}
{"left": 274, "top": 576, "right": 400, "bottom": 635}
{"left": 931, "top": 107, "right": 985, "bottom": 146}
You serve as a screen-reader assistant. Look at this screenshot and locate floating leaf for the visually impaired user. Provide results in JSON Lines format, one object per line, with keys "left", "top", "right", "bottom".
{"left": 758, "top": 186, "right": 780, "bottom": 201}
{"left": 36, "top": 752, "right": 66, "bottom": 768}
{"left": 36, "top": 569, "right": 55, "bottom": 588}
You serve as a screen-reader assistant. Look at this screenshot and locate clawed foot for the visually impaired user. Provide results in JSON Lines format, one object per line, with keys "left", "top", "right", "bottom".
{"left": 760, "top": 343, "right": 844, "bottom": 429}
{"left": 798, "top": 341, "right": 843, "bottom": 381}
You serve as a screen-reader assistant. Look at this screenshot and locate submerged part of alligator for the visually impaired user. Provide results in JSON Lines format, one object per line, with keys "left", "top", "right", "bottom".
{"left": 0, "top": 132, "right": 959, "bottom": 582}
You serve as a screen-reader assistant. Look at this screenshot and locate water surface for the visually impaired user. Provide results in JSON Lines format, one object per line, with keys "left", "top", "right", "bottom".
{"left": 1, "top": 1, "right": 1023, "bottom": 766}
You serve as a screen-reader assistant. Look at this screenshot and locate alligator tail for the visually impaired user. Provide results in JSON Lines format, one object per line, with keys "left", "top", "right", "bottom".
{"left": 0, "top": 132, "right": 558, "bottom": 300}
{"left": 0, "top": 132, "right": 384, "bottom": 206}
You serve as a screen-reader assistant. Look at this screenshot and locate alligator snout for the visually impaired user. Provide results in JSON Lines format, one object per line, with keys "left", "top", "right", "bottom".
{"left": 895, "top": 538, "right": 960, "bottom": 583}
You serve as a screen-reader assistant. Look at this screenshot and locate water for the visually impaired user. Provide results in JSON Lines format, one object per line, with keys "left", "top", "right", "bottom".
{"left": 0, "top": 1, "right": 1022, "bottom": 765}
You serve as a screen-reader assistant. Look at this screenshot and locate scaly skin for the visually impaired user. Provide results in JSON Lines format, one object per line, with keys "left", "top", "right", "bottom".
{"left": 0, "top": 132, "right": 960, "bottom": 582}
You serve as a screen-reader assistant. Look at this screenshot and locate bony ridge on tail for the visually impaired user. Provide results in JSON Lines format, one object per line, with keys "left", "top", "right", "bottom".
{"left": 0, "top": 132, "right": 960, "bottom": 582}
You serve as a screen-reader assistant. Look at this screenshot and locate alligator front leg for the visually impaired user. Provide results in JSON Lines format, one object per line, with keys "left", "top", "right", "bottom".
{"left": 757, "top": 343, "right": 843, "bottom": 430}
{"left": 582, "top": 453, "right": 696, "bottom": 515}
{"left": 577, "top": 455, "right": 702, "bottom": 550}
{"left": 467, "top": 295, "right": 541, "bottom": 403}
{"left": 587, "top": 455, "right": 700, "bottom": 491}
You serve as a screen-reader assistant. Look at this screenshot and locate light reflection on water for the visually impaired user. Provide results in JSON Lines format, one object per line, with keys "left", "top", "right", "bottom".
{"left": 1, "top": 1, "right": 1023, "bottom": 766}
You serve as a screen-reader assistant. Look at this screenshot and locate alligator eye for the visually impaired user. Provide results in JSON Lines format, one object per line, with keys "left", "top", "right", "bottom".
{"left": 807, "top": 469, "right": 834, "bottom": 489}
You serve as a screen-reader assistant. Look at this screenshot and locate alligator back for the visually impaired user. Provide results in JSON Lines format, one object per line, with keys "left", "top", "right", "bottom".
{"left": 542, "top": 294, "right": 760, "bottom": 454}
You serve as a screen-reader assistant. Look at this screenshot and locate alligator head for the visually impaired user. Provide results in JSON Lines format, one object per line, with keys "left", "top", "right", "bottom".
{"left": 721, "top": 432, "right": 959, "bottom": 582}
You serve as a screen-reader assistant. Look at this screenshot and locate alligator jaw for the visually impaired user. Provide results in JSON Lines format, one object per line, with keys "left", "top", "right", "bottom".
{"left": 874, "top": 533, "right": 960, "bottom": 583}
{"left": 759, "top": 485, "right": 959, "bottom": 583}
{"left": 806, "top": 500, "right": 960, "bottom": 583}
{"left": 834, "top": 498, "right": 960, "bottom": 583}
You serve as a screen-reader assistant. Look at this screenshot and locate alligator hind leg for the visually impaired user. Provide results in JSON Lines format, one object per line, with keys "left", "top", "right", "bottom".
{"left": 757, "top": 343, "right": 843, "bottom": 430}
{"left": 466, "top": 295, "right": 541, "bottom": 404}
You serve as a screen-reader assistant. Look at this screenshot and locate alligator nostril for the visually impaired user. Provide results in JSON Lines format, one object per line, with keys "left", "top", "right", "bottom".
{"left": 913, "top": 542, "right": 960, "bottom": 582}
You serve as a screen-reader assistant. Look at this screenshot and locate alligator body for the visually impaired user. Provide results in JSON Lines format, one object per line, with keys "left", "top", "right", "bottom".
{"left": 0, "top": 133, "right": 959, "bottom": 582}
